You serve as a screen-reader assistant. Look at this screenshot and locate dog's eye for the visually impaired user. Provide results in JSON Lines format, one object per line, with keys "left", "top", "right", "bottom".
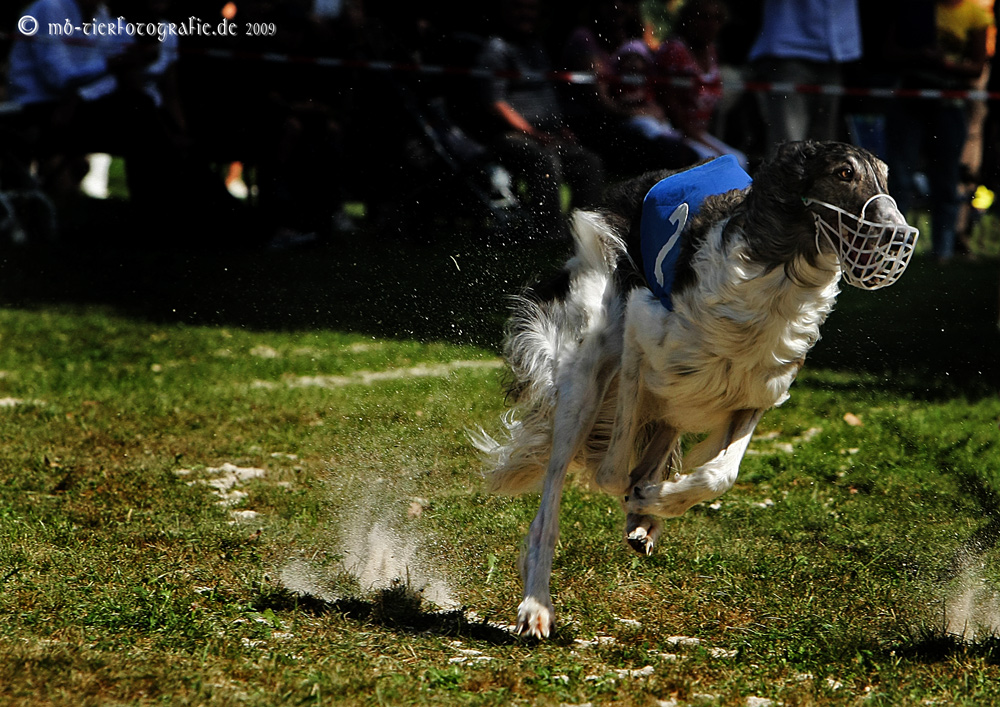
{"left": 837, "top": 167, "right": 855, "bottom": 181}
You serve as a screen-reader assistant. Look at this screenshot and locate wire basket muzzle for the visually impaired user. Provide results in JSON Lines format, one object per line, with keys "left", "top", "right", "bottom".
{"left": 806, "top": 194, "right": 919, "bottom": 290}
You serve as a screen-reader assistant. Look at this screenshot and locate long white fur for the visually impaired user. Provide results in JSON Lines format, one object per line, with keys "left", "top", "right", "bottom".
{"left": 474, "top": 211, "right": 627, "bottom": 494}
{"left": 474, "top": 206, "right": 843, "bottom": 638}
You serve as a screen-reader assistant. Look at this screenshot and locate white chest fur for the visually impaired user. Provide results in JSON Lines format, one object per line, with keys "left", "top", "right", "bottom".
{"left": 628, "top": 221, "right": 841, "bottom": 433}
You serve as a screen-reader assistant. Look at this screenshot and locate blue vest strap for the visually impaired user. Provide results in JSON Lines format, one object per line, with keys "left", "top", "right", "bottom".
{"left": 640, "top": 155, "right": 752, "bottom": 309}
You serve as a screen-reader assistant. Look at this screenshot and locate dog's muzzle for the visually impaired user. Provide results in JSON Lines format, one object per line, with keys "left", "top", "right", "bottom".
{"left": 804, "top": 194, "right": 919, "bottom": 290}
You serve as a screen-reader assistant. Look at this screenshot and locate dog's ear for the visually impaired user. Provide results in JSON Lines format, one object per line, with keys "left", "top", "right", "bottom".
{"left": 754, "top": 140, "right": 822, "bottom": 206}
{"left": 740, "top": 140, "right": 829, "bottom": 269}
{"left": 744, "top": 140, "right": 821, "bottom": 229}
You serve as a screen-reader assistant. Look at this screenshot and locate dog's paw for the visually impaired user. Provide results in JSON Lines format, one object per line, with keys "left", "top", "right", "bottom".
{"left": 516, "top": 596, "right": 554, "bottom": 639}
{"left": 625, "top": 514, "right": 661, "bottom": 556}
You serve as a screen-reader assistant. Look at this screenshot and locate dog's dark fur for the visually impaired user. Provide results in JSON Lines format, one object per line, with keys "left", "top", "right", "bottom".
{"left": 472, "top": 141, "right": 916, "bottom": 638}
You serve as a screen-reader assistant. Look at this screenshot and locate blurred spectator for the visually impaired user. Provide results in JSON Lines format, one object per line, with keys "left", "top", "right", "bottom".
{"left": 606, "top": 41, "right": 717, "bottom": 167}
{"left": 7, "top": 0, "right": 246, "bottom": 242}
{"left": 560, "top": 0, "right": 696, "bottom": 174}
{"left": 348, "top": 4, "right": 517, "bottom": 239}
{"left": 653, "top": 0, "right": 747, "bottom": 168}
{"left": 476, "top": 0, "right": 604, "bottom": 238}
{"left": 80, "top": 0, "right": 187, "bottom": 200}
{"left": 954, "top": 0, "right": 996, "bottom": 253}
{"left": 885, "top": 0, "right": 994, "bottom": 263}
{"left": 560, "top": 0, "right": 643, "bottom": 145}
{"left": 979, "top": 0, "right": 1000, "bottom": 193}
{"left": 129, "top": 0, "right": 187, "bottom": 140}
{"left": 175, "top": 0, "right": 354, "bottom": 246}
{"left": 7, "top": 0, "right": 169, "bottom": 211}
{"left": 747, "top": 0, "right": 862, "bottom": 147}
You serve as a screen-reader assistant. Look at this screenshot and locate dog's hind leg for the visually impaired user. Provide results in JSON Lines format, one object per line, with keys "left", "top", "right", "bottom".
{"left": 623, "top": 421, "right": 680, "bottom": 555}
{"left": 595, "top": 311, "right": 645, "bottom": 497}
{"left": 517, "top": 354, "right": 616, "bottom": 639}
{"left": 592, "top": 308, "right": 678, "bottom": 554}
{"left": 626, "top": 408, "right": 763, "bottom": 519}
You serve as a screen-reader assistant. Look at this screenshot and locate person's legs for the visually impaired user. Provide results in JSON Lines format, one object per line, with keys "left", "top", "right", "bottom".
{"left": 22, "top": 91, "right": 177, "bottom": 217}
{"left": 807, "top": 62, "right": 842, "bottom": 141}
{"left": 753, "top": 57, "right": 809, "bottom": 147}
{"left": 885, "top": 99, "right": 925, "bottom": 216}
{"left": 63, "top": 91, "right": 179, "bottom": 212}
{"left": 926, "top": 103, "right": 969, "bottom": 261}
{"left": 753, "top": 58, "right": 843, "bottom": 147}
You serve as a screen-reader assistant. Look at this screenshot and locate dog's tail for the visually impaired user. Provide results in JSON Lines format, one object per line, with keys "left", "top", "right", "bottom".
{"left": 469, "top": 295, "right": 560, "bottom": 495}
{"left": 569, "top": 210, "right": 626, "bottom": 275}
{"left": 469, "top": 408, "right": 551, "bottom": 494}
{"left": 472, "top": 211, "right": 627, "bottom": 495}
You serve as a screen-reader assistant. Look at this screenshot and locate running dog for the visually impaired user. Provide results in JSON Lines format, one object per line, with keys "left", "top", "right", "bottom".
{"left": 472, "top": 141, "right": 918, "bottom": 638}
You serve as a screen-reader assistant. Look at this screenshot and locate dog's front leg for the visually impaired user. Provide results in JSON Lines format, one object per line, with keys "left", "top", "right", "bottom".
{"left": 627, "top": 408, "right": 763, "bottom": 518}
{"left": 518, "top": 359, "right": 614, "bottom": 639}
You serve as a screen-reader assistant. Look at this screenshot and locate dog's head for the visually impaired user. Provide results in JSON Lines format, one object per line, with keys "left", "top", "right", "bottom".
{"left": 745, "top": 140, "right": 918, "bottom": 289}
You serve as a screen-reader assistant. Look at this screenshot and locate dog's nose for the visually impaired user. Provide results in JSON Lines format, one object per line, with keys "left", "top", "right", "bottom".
{"left": 863, "top": 193, "right": 908, "bottom": 227}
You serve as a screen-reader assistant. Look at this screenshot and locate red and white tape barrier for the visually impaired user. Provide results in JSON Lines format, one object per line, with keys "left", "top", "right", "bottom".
{"left": 174, "top": 48, "right": 1000, "bottom": 102}
{"left": 5, "top": 28, "right": 997, "bottom": 101}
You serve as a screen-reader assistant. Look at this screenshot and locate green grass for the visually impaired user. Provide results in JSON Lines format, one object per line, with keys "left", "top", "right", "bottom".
{"left": 0, "top": 214, "right": 999, "bottom": 706}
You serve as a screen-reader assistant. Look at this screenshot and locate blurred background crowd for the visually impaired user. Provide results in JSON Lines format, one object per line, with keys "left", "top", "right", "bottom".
{"left": 0, "top": 0, "right": 997, "bottom": 262}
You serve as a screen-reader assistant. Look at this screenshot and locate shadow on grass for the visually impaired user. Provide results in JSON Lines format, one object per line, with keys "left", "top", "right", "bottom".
{"left": 0, "top": 200, "right": 997, "bottom": 397}
{"left": 0, "top": 201, "right": 569, "bottom": 352}
{"left": 892, "top": 629, "right": 1000, "bottom": 666}
{"left": 807, "top": 256, "right": 1000, "bottom": 400}
{"left": 254, "top": 583, "right": 518, "bottom": 646}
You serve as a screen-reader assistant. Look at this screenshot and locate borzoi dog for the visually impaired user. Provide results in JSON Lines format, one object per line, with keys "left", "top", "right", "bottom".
{"left": 472, "top": 141, "right": 918, "bottom": 638}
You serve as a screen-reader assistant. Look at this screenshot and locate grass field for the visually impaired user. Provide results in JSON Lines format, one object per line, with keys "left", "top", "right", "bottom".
{"left": 1, "top": 214, "right": 999, "bottom": 706}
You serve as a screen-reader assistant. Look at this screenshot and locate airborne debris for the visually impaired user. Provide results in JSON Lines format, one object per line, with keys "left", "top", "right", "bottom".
{"left": 843, "top": 412, "right": 863, "bottom": 427}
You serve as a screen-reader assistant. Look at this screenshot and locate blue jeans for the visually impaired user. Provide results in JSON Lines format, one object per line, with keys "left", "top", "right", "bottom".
{"left": 752, "top": 58, "right": 843, "bottom": 147}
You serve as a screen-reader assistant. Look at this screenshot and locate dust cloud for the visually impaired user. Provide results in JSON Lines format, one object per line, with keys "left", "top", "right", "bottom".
{"left": 941, "top": 566, "right": 1000, "bottom": 641}
{"left": 277, "top": 475, "right": 458, "bottom": 611}
{"left": 935, "top": 518, "right": 1000, "bottom": 642}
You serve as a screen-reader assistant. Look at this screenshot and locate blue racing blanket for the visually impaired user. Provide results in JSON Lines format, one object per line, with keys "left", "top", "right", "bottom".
{"left": 640, "top": 155, "right": 752, "bottom": 310}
